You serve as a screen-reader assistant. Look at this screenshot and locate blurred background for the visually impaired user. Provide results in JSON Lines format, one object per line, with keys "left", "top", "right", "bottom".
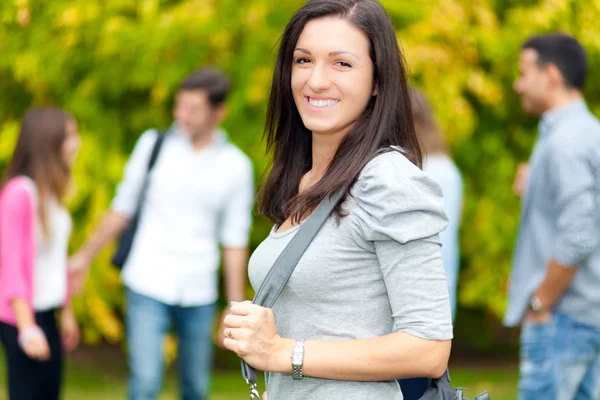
{"left": 2, "top": 0, "right": 599, "bottom": 398}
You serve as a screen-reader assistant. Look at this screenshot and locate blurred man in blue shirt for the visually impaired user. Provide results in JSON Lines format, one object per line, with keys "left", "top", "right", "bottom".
{"left": 506, "top": 33, "right": 600, "bottom": 400}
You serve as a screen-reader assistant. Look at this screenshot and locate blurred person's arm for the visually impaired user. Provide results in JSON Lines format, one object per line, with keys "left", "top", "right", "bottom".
{"left": 216, "top": 156, "right": 254, "bottom": 347}
{"left": 60, "top": 302, "right": 79, "bottom": 352}
{"left": 513, "top": 162, "right": 530, "bottom": 197}
{"left": 70, "top": 211, "right": 130, "bottom": 266}
{"left": 10, "top": 298, "right": 36, "bottom": 335}
{"left": 218, "top": 246, "right": 249, "bottom": 345}
{"left": 68, "top": 211, "right": 130, "bottom": 292}
{"left": 11, "top": 299, "right": 50, "bottom": 360}
{"left": 223, "top": 246, "right": 249, "bottom": 303}
{"left": 0, "top": 181, "right": 49, "bottom": 360}
{"left": 219, "top": 157, "right": 254, "bottom": 303}
{"left": 529, "top": 259, "right": 578, "bottom": 322}
{"left": 69, "top": 130, "right": 160, "bottom": 293}
{"left": 529, "top": 140, "right": 598, "bottom": 319}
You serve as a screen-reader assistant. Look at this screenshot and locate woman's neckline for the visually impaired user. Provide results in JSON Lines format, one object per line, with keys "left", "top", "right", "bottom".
{"left": 270, "top": 219, "right": 306, "bottom": 238}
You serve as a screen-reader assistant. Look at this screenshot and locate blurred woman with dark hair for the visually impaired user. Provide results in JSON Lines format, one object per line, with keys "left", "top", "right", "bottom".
{"left": 0, "top": 106, "right": 81, "bottom": 400}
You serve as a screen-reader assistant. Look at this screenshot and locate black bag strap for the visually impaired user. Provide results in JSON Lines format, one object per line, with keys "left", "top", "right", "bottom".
{"left": 147, "top": 129, "right": 167, "bottom": 171}
{"left": 133, "top": 129, "right": 167, "bottom": 218}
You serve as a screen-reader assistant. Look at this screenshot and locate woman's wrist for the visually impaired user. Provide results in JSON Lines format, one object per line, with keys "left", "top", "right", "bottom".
{"left": 270, "top": 337, "right": 295, "bottom": 374}
{"left": 18, "top": 325, "right": 44, "bottom": 346}
{"left": 61, "top": 307, "right": 74, "bottom": 322}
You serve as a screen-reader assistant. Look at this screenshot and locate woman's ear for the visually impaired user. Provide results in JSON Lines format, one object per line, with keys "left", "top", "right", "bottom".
{"left": 372, "top": 82, "right": 379, "bottom": 96}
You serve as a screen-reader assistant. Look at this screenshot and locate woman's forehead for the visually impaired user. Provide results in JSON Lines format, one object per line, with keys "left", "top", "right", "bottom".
{"left": 295, "top": 18, "right": 369, "bottom": 55}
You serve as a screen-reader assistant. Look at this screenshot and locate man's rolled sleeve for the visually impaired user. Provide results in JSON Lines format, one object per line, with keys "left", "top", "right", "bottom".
{"left": 550, "top": 141, "right": 600, "bottom": 267}
{"left": 111, "top": 129, "right": 158, "bottom": 217}
{"left": 220, "top": 158, "right": 254, "bottom": 248}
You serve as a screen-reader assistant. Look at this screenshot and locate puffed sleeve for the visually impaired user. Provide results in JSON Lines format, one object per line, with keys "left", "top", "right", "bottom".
{"left": 353, "top": 151, "right": 453, "bottom": 340}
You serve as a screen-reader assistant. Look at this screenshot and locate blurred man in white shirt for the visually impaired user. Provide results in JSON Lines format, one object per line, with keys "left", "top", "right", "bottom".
{"left": 70, "top": 67, "right": 254, "bottom": 400}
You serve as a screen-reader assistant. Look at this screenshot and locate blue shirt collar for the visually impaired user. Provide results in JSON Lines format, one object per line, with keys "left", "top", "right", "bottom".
{"left": 539, "top": 98, "right": 587, "bottom": 139}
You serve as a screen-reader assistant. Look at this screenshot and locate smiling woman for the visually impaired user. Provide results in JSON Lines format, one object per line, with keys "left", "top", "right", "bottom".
{"left": 291, "top": 18, "right": 376, "bottom": 139}
{"left": 221, "top": 1, "right": 453, "bottom": 399}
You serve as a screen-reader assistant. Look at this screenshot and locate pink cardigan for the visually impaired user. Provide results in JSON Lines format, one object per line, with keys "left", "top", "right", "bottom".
{"left": 0, "top": 177, "right": 69, "bottom": 326}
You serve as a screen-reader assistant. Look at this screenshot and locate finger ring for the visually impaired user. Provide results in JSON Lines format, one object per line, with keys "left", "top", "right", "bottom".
{"left": 226, "top": 328, "right": 233, "bottom": 338}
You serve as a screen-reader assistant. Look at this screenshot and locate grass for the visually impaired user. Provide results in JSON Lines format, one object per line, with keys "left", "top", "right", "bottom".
{"left": 0, "top": 346, "right": 518, "bottom": 399}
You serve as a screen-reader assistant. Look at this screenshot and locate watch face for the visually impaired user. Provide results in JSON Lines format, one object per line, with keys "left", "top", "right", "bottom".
{"left": 292, "top": 343, "right": 303, "bottom": 367}
{"left": 292, "top": 351, "right": 302, "bottom": 366}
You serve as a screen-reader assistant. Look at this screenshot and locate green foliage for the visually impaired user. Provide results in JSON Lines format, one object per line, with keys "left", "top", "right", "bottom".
{"left": 2, "top": 0, "right": 599, "bottom": 348}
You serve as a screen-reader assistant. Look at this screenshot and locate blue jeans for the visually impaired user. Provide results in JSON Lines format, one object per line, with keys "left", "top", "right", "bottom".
{"left": 126, "top": 288, "right": 216, "bottom": 400}
{"left": 519, "top": 312, "right": 600, "bottom": 400}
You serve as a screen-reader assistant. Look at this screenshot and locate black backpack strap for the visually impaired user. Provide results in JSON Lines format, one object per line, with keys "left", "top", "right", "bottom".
{"left": 111, "top": 128, "right": 168, "bottom": 269}
{"left": 136, "top": 128, "right": 167, "bottom": 213}
{"left": 147, "top": 129, "right": 167, "bottom": 171}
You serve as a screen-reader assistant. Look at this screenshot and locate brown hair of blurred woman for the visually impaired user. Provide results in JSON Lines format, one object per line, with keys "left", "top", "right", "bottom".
{"left": 409, "top": 87, "right": 449, "bottom": 156}
{"left": 2, "top": 107, "right": 75, "bottom": 236}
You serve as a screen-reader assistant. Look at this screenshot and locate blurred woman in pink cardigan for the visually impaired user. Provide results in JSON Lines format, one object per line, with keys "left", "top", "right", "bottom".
{"left": 0, "top": 107, "right": 81, "bottom": 400}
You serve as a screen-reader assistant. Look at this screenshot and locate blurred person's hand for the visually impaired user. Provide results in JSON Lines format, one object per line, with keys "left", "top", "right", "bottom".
{"left": 525, "top": 309, "right": 552, "bottom": 324}
{"left": 263, "top": 391, "right": 268, "bottom": 400}
{"left": 68, "top": 252, "right": 91, "bottom": 295}
{"left": 60, "top": 307, "right": 80, "bottom": 352}
{"left": 513, "top": 163, "right": 530, "bottom": 197}
{"left": 19, "top": 325, "right": 51, "bottom": 361}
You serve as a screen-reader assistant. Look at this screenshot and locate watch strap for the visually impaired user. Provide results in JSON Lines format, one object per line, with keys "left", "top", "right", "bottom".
{"left": 292, "top": 339, "right": 305, "bottom": 380}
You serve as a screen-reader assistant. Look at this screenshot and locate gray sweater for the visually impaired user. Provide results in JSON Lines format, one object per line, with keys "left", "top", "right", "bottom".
{"left": 249, "top": 151, "right": 454, "bottom": 400}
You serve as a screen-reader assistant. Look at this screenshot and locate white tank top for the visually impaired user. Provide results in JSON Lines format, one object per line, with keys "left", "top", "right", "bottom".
{"left": 24, "top": 178, "right": 71, "bottom": 311}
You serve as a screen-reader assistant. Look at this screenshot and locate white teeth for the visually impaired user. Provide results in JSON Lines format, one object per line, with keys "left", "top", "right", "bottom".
{"left": 308, "top": 98, "right": 339, "bottom": 107}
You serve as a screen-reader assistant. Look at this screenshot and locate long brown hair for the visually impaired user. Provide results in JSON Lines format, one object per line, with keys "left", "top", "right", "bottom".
{"left": 409, "top": 87, "right": 448, "bottom": 156}
{"left": 2, "top": 107, "right": 74, "bottom": 235}
{"left": 259, "top": 0, "right": 421, "bottom": 225}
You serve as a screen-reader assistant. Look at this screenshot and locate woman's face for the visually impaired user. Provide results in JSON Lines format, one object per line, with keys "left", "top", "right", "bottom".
{"left": 291, "top": 17, "right": 376, "bottom": 138}
{"left": 62, "top": 118, "right": 81, "bottom": 168}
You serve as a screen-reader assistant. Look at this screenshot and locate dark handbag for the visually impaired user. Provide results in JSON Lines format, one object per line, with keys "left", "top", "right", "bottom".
{"left": 420, "top": 371, "right": 490, "bottom": 400}
{"left": 111, "top": 129, "right": 167, "bottom": 269}
{"left": 240, "top": 150, "right": 490, "bottom": 400}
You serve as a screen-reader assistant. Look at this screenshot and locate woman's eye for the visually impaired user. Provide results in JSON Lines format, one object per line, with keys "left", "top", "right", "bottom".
{"left": 336, "top": 61, "right": 352, "bottom": 68}
{"left": 295, "top": 57, "right": 311, "bottom": 64}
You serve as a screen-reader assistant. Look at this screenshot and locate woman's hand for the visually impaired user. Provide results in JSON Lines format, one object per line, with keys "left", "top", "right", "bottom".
{"left": 60, "top": 307, "right": 80, "bottom": 352}
{"left": 222, "top": 301, "right": 292, "bottom": 373}
{"left": 19, "top": 325, "right": 51, "bottom": 361}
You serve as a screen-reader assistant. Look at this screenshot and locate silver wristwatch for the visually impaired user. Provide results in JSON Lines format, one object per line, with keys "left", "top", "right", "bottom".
{"left": 291, "top": 339, "right": 305, "bottom": 380}
{"left": 529, "top": 295, "right": 543, "bottom": 313}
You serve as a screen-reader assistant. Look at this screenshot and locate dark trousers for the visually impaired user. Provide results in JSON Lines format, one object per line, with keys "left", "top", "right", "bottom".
{"left": 0, "top": 309, "right": 63, "bottom": 400}
{"left": 399, "top": 377, "right": 430, "bottom": 400}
